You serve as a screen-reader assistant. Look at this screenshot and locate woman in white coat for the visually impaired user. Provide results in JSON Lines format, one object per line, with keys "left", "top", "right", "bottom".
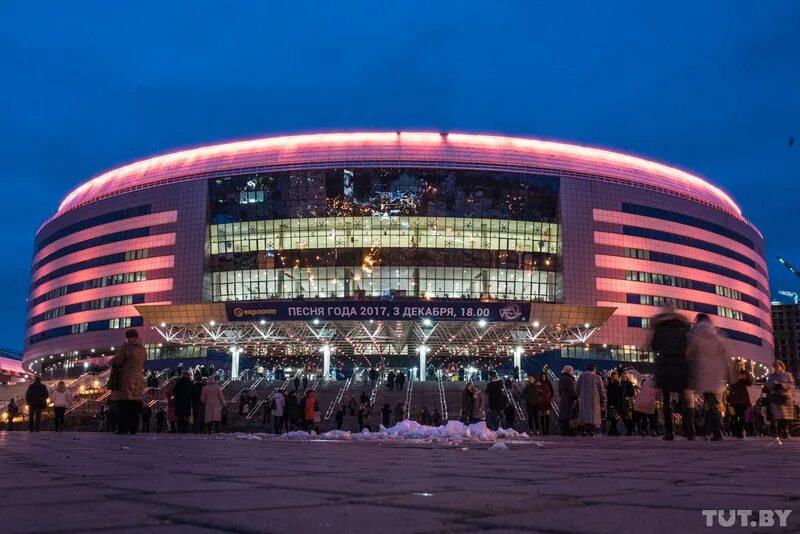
{"left": 199, "top": 376, "right": 226, "bottom": 433}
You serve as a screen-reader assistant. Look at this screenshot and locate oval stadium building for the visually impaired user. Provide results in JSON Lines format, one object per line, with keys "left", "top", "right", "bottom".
{"left": 23, "top": 132, "right": 774, "bottom": 377}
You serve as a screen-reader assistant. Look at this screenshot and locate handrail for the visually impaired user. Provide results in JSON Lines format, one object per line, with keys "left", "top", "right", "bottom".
{"left": 368, "top": 370, "right": 386, "bottom": 407}
{"left": 437, "top": 372, "right": 448, "bottom": 421}
{"left": 404, "top": 379, "right": 414, "bottom": 420}
{"left": 65, "top": 398, "right": 89, "bottom": 415}
{"left": 501, "top": 380, "right": 525, "bottom": 422}
{"left": 325, "top": 375, "right": 353, "bottom": 420}
{"left": 233, "top": 376, "right": 265, "bottom": 403}
{"left": 96, "top": 390, "right": 112, "bottom": 403}
{"left": 245, "top": 399, "right": 266, "bottom": 420}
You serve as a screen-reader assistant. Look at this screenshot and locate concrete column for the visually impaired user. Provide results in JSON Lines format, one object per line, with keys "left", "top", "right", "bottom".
{"left": 230, "top": 346, "right": 242, "bottom": 379}
{"left": 418, "top": 346, "right": 428, "bottom": 382}
{"left": 513, "top": 346, "right": 523, "bottom": 374}
{"left": 322, "top": 345, "right": 331, "bottom": 379}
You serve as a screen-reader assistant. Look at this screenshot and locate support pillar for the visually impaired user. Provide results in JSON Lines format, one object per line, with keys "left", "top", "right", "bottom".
{"left": 418, "top": 346, "right": 428, "bottom": 382}
{"left": 230, "top": 346, "right": 242, "bottom": 379}
{"left": 513, "top": 346, "right": 523, "bottom": 375}
{"left": 322, "top": 345, "right": 331, "bottom": 380}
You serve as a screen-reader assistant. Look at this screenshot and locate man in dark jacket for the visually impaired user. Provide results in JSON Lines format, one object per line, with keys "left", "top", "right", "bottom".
{"left": 192, "top": 374, "right": 205, "bottom": 433}
{"left": 728, "top": 360, "right": 754, "bottom": 438}
{"left": 172, "top": 372, "right": 194, "bottom": 433}
{"left": 558, "top": 367, "right": 578, "bottom": 436}
{"left": 606, "top": 372, "right": 624, "bottom": 435}
{"left": 651, "top": 308, "right": 695, "bottom": 440}
{"left": 25, "top": 376, "right": 49, "bottom": 432}
{"left": 485, "top": 371, "right": 506, "bottom": 430}
{"left": 522, "top": 375, "right": 541, "bottom": 434}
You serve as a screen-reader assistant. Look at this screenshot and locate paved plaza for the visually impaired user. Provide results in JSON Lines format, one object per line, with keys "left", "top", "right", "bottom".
{"left": 1, "top": 432, "right": 799, "bottom": 534}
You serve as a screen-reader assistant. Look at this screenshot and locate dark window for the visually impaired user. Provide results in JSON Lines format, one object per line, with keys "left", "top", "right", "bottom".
{"left": 621, "top": 203, "right": 754, "bottom": 249}
{"left": 35, "top": 205, "right": 152, "bottom": 253}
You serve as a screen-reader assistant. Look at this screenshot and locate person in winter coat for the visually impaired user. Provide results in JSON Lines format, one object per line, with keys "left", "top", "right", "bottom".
{"left": 538, "top": 371, "right": 553, "bottom": 435}
{"left": 110, "top": 329, "right": 147, "bottom": 435}
{"left": 461, "top": 384, "right": 474, "bottom": 423}
{"left": 6, "top": 398, "right": 20, "bottom": 431}
{"left": 686, "top": 314, "right": 729, "bottom": 441}
{"left": 172, "top": 372, "right": 194, "bottom": 434}
{"left": 199, "top": 376, "right": 226, "bottom": 433}
{"left": 304, "top": 390, "right": 319, "bottom": 432}
{"left": 650, "top": 308, "right": 694, "bottom": 441}
{"left": 192, "top": 374, "right": 205, "bottom": 433}
{"left": 381, "top": 403, "right": 392, "bottom": 427}
{"left": 270, "top": 390, "right": 286, "bottom": 434}
{"left": 359, "top": 401, "right": 372, "bottom": 431}
{"left": 419, "top": 406, "right": 431, "bottom": 426}
{"left": 728, "top": 359, "right": 754, "bottom": 438}
{"left": 286, "top": 391, "right": 302, "bottom": 431}
{"left": 293, "top": 375, "right": 301, "bottom": 392}
{"left": 557, "top": 366, "right": 577, "bottom": 436}
{"left": 620, "top": 373, "right": 636, "bottom": 435}
{"left": 51, "top": 381, "right": 71, "bottom": 432}
{"left": 386, "top": 370, "right": 396, "bottom": 391}
{"left": 766, "top": 360, "right": 795, "bottom": 439}
{"left": 432, "top": 408, "right": 443, "bottom": 426}
{"left": 393, "top": 402, "right": 405, "bottom": 424}
{"left": 522, "top": 375, "right": 541, "bottom": 434}
{"left": 485, "top": 371, "right": 506, "bottom": 431}
{"left": 633, "top": 378, "right": 661, "bottom": 436}
{"left": 335, "top": 408, "right": 344, "bottom": 430}
{"left": 606, "top": 372, "right": 624, "bottom": 435}
{"left": 24, "top": 376, "right": 49, "bottom": 432}
{"left": 348, "top": 394, "right": 359, "bottom": 416}
{"left": 302, "top": 375, "right": 309, "bottom": 391}
{"left": 576, "top": 364, "right": 606, "bottom": 436}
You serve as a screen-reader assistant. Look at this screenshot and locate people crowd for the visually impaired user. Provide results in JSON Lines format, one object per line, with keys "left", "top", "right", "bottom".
{"left": 5, "top": 316, "right": 797, "bottom": 439}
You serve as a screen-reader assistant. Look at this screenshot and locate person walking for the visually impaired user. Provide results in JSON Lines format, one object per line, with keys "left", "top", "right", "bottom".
{"left": 432, "top": 408, "right": 443, "bottom": 427}
{"left": 766, "top": 361, "right": 795, "bottom": 439}
{"left": 576, "top": 364, "right": 606, "bottom": 436}
{"left": 522, "top": 375, "right": 541, "bottom": 434}
{"left": 651, "top": 307, "right": 695, "bottom": 441}
{"left": 393, "top": 401, "right": 405, "bottom": 424}
{"left": 25, "top": 376, "right": 49, "bottom": 432}
{"left": 111, "top": 329, "right": 147, "bottom": 435}
{"left": 51, "top": 381, "right": 71, "bottom": 432}
{"left": 7, "top": 398, "right": 20, "bottom": 431}
{"left": 172, "top": 371, "right": 194, "bottom": 434}
{"left": 485, "top": 371, "right": 506, "bottom": 431}
{"left": 461, "top": 383, "right": 474, "bottom": 424}
{"left": 686, "top": 314, "right": 730, "bottom": 441}
{"left": 270, "top": 390, "right": 286, "bottom": 434}
{"left": 200, "top": 376, "right": 226, "bottom": 433}
{"left": 293, "top": 375, "right": 300, "bottom": 392}
{"left": 140, "top": 403, "right": 152, "bottom": 433}
{"left": 286, "top": 391, "right": 302, "bottom": 431}
{"left": 538, "top": 371, "right": 553, "bottom": 435}
{"left": 381, "top": 403, "right": 392, "bottom": 427}
{"left": 633, "top": 378, "right": 661, "bottom": 436}
{"left": 728, "top": 359, "right": 754, "bottom": 438}
{"left": 620, "top": 373, "right": 636, "bottom": 435}
{"left": 192, "top": 374, "right": 206, "bottom": 433}
{"left": 302, "top": 374, "right": 309, "bottom": 391}
{"left": 606, "top": 372, "right": 623, "bottom": 435}
{"left": 557, "top": 366, "right": 577, "bottom": 436}
{"left": 304, "top": 390, "right": 319, "bottom": 432}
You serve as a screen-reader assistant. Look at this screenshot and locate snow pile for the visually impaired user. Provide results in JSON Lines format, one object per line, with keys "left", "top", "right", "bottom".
{"left": 273, "top": 420, "right": 525, "bottom": 443}
{"left": 489, "top": 442, "right": 509, "bottom": 451}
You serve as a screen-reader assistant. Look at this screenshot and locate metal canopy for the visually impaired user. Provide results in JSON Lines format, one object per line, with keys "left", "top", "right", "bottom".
{"left": 137, "top": 302, "right": 616, "bottom": 362}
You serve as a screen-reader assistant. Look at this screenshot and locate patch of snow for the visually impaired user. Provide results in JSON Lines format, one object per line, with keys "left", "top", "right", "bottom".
{"left": 489, "top": 442, "right": 509, "bottom": 451}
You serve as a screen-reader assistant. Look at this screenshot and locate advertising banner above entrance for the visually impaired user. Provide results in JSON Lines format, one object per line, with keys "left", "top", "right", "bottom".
{"left": 225, "top": 300, "right": 531, "bottom": 323}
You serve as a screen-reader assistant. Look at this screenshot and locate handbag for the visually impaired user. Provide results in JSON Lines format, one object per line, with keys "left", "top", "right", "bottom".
{"left": 105, "top": 367, "right": 121, "bottom": 391}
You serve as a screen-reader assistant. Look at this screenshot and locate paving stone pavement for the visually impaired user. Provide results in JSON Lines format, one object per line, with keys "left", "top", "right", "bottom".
{"left": 1, "top": 432, "right": 799, "bottom": 534}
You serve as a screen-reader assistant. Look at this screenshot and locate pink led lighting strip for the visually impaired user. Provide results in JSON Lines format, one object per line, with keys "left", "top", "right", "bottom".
{"left": 53, "top": 132, "right": 745, "bottom": 224}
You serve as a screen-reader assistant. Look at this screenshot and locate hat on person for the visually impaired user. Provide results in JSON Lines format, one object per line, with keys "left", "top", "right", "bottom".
{"left": 125, "top": 329, "right": 139, "bottom": 339}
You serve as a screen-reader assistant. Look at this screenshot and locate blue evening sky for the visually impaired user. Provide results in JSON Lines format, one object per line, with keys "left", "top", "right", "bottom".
{"left": 1, "top": 2, "right": 798, "bottom": 349}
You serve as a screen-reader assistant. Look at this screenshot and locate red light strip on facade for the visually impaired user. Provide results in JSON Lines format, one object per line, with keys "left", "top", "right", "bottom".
{"left": 55, "top": 132, "right": 742, "bottom": 219}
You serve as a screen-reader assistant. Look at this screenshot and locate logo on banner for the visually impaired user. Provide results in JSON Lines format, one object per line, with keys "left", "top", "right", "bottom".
{"left": 499, "top": 304, "right": 523, "bottom": 321}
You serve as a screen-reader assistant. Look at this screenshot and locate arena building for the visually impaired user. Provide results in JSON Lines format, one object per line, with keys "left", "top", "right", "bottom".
{"left": 23, "top": 132, "right": 773, "bottom": 378}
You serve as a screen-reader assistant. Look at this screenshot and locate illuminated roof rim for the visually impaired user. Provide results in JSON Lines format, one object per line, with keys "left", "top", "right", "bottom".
{"left": 53, "top": 131, "right": 745, "bottom": 224}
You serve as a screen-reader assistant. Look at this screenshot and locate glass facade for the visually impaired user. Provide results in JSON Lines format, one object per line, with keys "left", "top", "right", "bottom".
{"left": 207, "top": 168, "right": 562, "bottom": 303}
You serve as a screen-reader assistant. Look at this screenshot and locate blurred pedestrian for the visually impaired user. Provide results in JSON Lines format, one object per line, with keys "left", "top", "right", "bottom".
{"left": 200, "top": 376, "right": 226, "bottom": 433}
{"left": 24, "top": 376, "right": 48, "bottom": 432}
{"left": 687, "top": 314, "right": 729, "bottom": 441}
{"left": 728, "top": 359, "right": 754, "bottom": 438}
{"left": 111, "top": 329, "right": 147, "bottom": 435}
{"left": 51, "top": 381, "right": 71, "bottom": 432}
{"left": 522, "top": 374, "right": 540, "bottom": 434}
{"left": 651, "top": 308, "right": 695, "bottom": 441}
{"left": 766, "top": 361, "right": 795, "bottom": 439}
{"left": 538, "top": 371, "right": 553, "bottom": 435}
{"left": 577, "top": 364, "right": 606, "bottom": 436}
